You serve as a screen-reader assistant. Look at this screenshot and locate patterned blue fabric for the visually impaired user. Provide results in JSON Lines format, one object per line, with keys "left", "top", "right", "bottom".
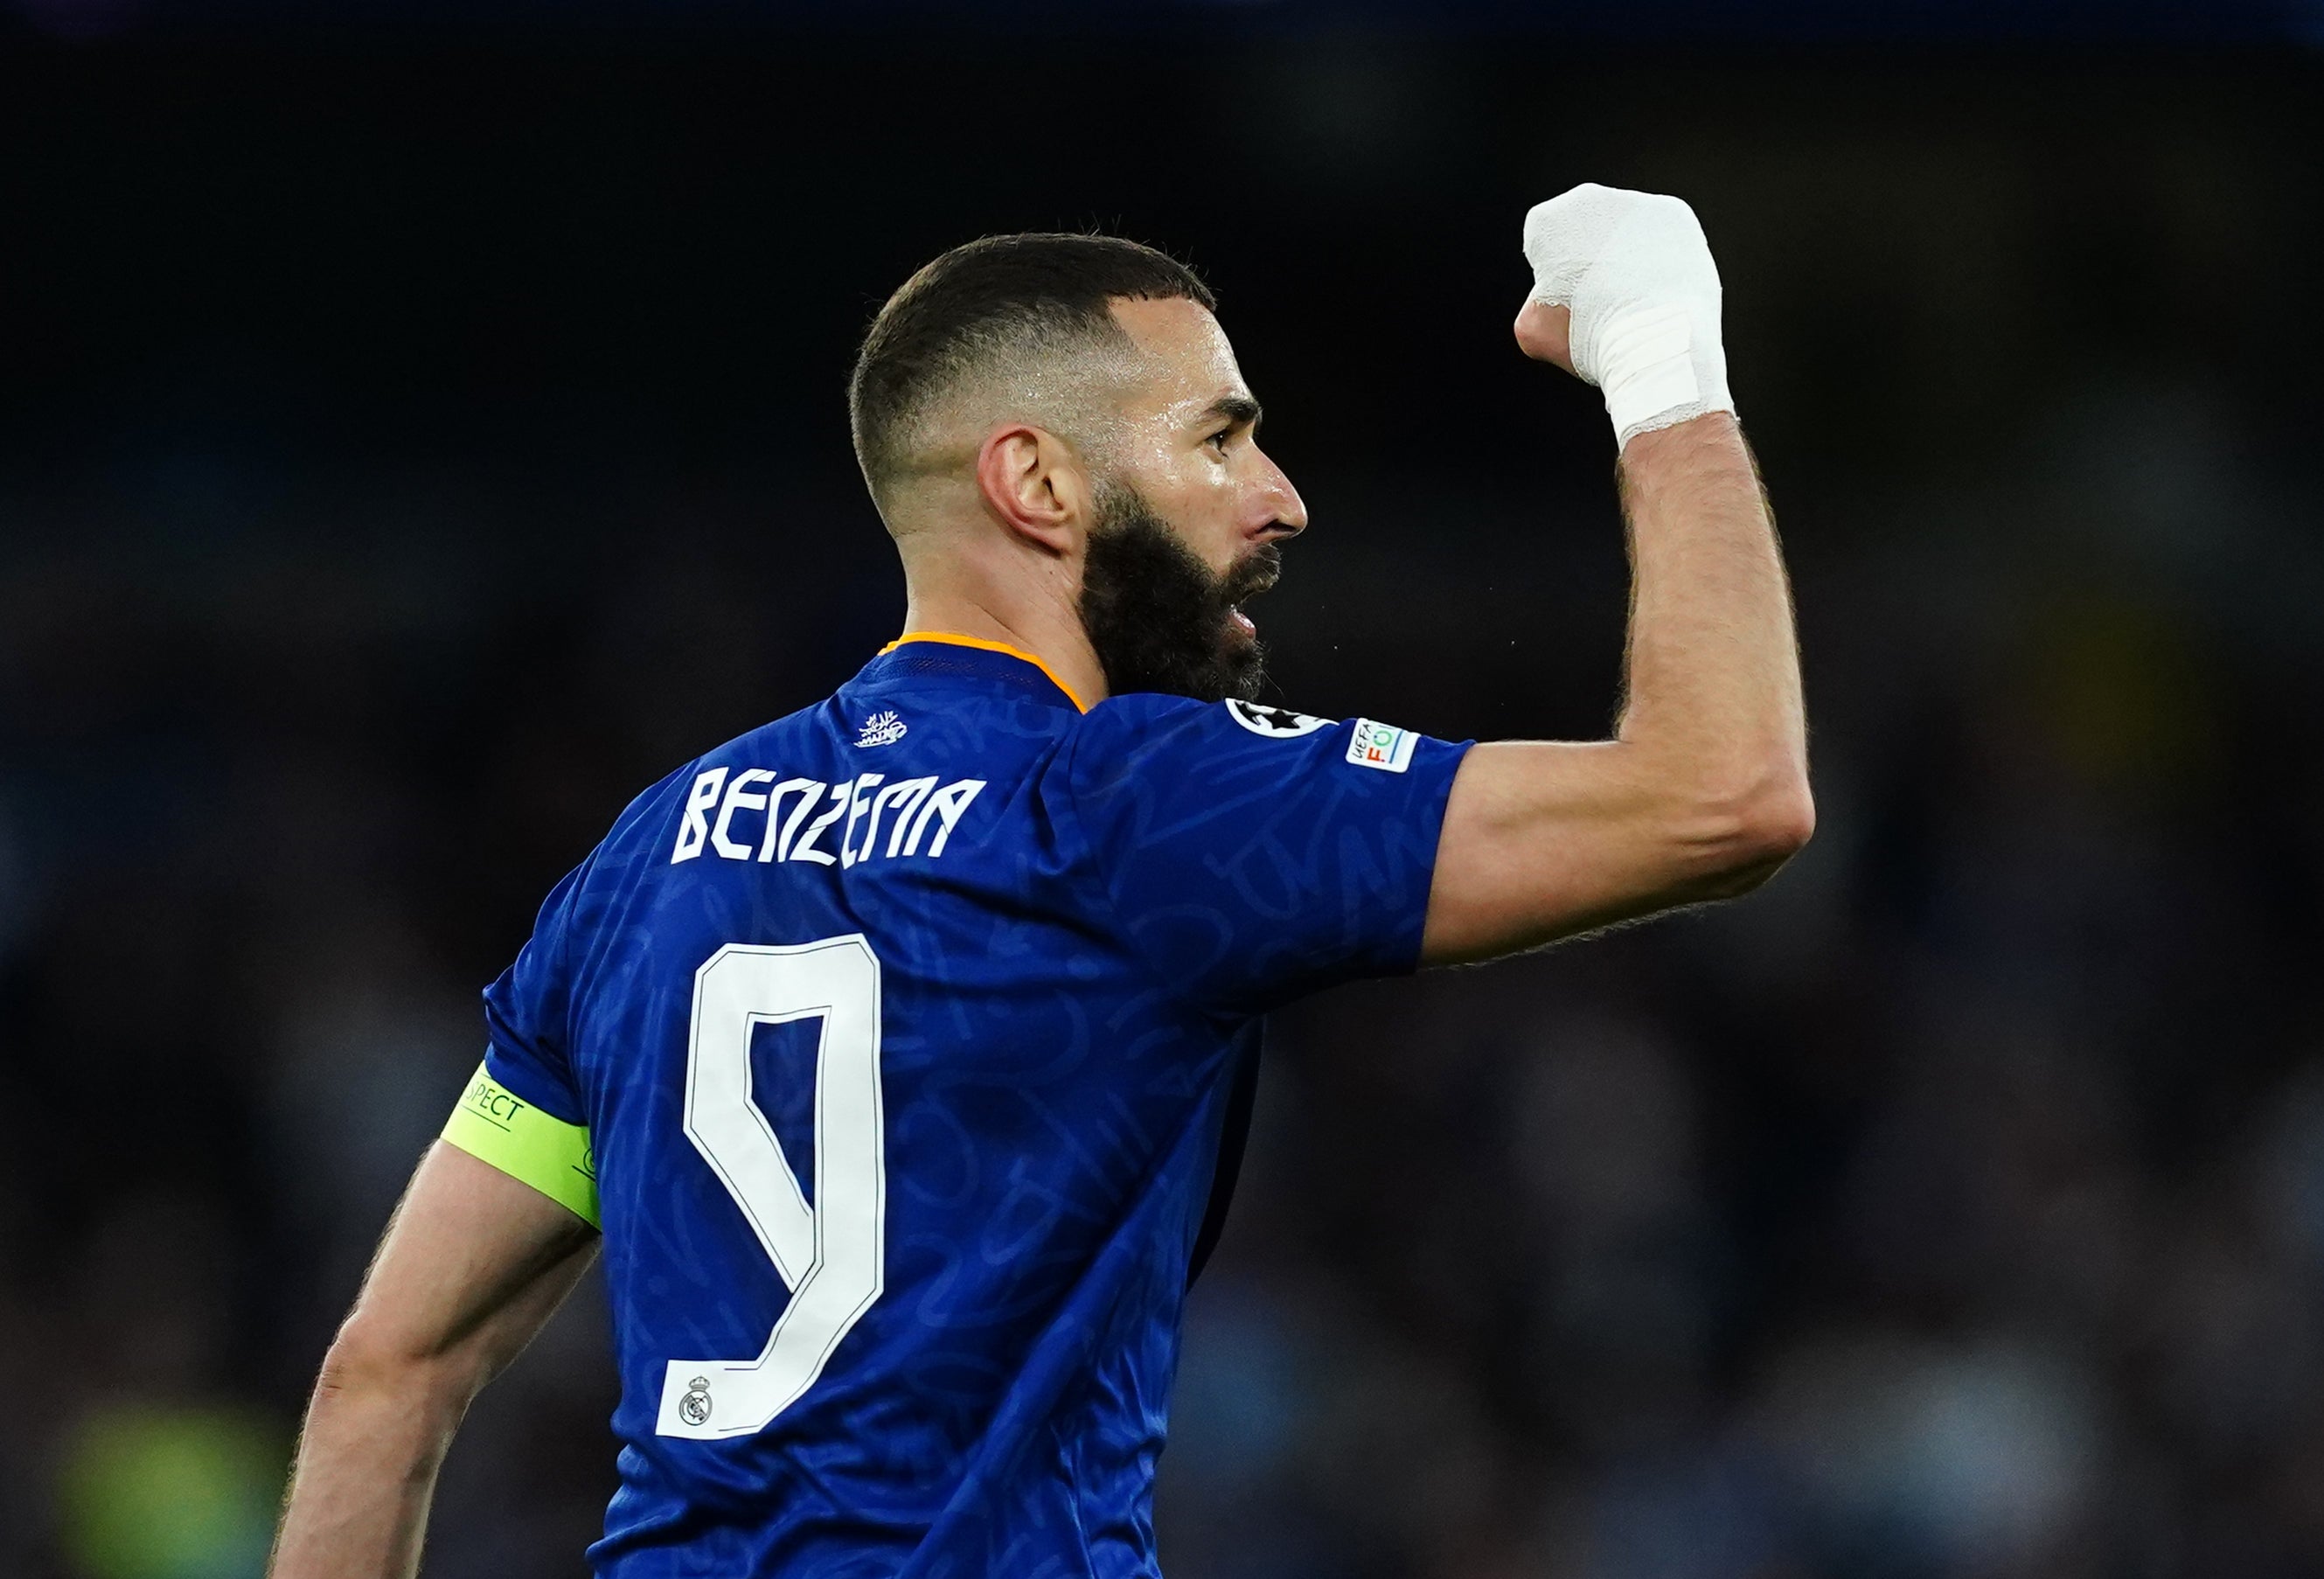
{"left": 481, "top": 639, "right": 1470, "bottom": 1576}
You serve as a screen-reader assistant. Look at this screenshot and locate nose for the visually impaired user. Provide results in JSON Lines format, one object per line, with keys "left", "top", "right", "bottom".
{"left": 1256, "top": 447, "right": 1308, "bottom": 540}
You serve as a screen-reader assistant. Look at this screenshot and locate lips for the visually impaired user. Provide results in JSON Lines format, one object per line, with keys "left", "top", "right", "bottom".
{"left": 1229, "top": 553, "right": 1281, "bottom": 602}
{"left": 1221, "top": 547, "right": 1281, "bottom": 642}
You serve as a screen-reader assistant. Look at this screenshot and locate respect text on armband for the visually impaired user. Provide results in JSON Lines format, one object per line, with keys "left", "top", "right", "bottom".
{"left": 462, "top": 1072, "right": 529, "bottom": 1129}
{"left": 668, "top": 769, "right": 987, "bottom": 868}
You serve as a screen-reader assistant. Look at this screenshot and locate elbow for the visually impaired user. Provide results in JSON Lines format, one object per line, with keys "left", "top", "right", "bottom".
{"left": 306, "top": 1318, "right": 470, "bottom": 1480}
{"left": 1741, "top": 771, "right": 1816, "bottom": 864}
{"left": 1691, "top": 764, "right": 1815, "bottom": 896}
{"left": 315, "top": 1319, "right": 405, "bottom": 1404}
{"left": 316, "top": 1314, "right": 471, "bottom": 1418}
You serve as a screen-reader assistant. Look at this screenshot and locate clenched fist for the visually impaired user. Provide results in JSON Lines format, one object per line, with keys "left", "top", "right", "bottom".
{"left": 1518, "top": 183, "right": 1733, "bottom": 449}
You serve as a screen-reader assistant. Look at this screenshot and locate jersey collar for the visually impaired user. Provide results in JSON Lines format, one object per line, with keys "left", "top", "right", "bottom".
{"left": 872, "top": 632, "right": 1090, "bottom": 713}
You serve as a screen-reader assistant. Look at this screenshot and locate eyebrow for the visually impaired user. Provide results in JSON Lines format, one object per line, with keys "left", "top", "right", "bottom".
{"left": 1204, "top": 394, "right": 1263, "bottom": 431}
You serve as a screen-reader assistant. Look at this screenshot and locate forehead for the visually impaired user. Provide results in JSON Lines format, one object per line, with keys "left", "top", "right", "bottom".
{"left": 1109, "top": 296, "right": 1248, "bottom": 416}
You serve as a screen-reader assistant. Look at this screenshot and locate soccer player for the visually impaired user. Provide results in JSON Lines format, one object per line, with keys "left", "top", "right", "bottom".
{"left": 269, "top": 185, "right": 1809, "bottom": 1576}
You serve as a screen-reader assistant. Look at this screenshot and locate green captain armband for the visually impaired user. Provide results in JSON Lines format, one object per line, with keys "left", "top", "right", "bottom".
{"left": 441, "top": 1064, "right": 601, "bottom": 1228}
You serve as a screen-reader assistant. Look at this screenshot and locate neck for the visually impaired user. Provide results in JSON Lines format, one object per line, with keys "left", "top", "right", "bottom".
{"left": 899, "top": 565, "right": 1109, "bottom": 712}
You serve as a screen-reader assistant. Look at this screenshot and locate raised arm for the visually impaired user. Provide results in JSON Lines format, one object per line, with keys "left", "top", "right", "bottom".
{"left": 269, "top": 1142, "right": 600, "bottom": 1579}
{"left": 1423, "top": 187, "right": 1812, "bottom": 963}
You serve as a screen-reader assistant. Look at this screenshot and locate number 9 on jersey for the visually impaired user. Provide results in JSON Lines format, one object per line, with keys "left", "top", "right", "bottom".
{"left": 656, "top": 935, "right": 888, "bottom": 1440}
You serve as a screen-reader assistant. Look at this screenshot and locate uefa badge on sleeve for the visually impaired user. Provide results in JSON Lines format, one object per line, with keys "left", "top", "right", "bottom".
{"left": 1346, "top": 719, "right": 1416, "bottom": 773}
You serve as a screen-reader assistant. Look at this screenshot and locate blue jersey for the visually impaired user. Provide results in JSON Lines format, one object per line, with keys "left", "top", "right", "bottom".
{"left": 455, "top": 635, "right": 1470, "bottom": 1576}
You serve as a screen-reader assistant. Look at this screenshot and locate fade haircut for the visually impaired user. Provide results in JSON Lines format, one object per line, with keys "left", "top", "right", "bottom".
{"left": 848, "top": 233, "right": 1216, "bottom": 507}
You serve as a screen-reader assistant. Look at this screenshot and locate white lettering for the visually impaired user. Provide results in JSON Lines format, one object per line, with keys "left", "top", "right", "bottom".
{"left": 901, "top": 778, "right": 985, "bottom": 858}
{"left": 712, "top": 769, "right": 779, "bottom": 860}
{"left": 838, "top": 774, "right": 885, "bottom": 870}
{"left": 788, "top": 784, "right": 850, "bottom": 866}
{"left": 871, "top": 776, "right": 938, "bottom": 859}
{"left": 671, "top": 768, "right": 730, "bottom": 863}
{"left": 679, "top": 769, "right": 985, "bottom": 868}
{"left": 760, "top": 779, "right": 824, "bottom": 862}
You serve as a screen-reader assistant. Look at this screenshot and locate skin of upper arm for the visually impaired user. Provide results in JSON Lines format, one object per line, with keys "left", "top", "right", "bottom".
{"left": 1420, "top": 739, "right": 1797, "bottom": 966}
{"left": 327, "top": 1141, "right": 601, "bottom": 1400}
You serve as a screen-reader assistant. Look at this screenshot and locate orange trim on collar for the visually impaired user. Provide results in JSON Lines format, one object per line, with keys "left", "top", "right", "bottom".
{"left": 877, "top": 632, "right": 1089, "bottom": 713}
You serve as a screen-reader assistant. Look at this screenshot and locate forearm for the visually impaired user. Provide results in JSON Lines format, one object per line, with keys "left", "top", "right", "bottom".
{"left": 269, "top": 1353, "right": 469, "bottom": 1579}
{"left": 268, "top": 1144, "right": 602, "bottom": 1579}
{"left": 1421, "top": 411, "right": 1810, "bottom": 959}
{"left": 1613, "top": 412, "right": 1807, "bottom": 813}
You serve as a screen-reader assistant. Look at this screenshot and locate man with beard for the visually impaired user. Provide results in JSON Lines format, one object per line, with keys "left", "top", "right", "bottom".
{"left": 272, "top": 191, "right": 1811, "bottom": 1577}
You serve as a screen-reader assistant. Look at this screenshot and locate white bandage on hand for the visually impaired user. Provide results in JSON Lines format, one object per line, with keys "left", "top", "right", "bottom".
{"left": 1521, "top": 183, "right": 1733, "bottom": 448}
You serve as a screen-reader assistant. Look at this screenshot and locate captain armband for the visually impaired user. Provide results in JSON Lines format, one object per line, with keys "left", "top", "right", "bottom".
{"left": 441, "top": 1063, "right": 601, "bottom": 1228}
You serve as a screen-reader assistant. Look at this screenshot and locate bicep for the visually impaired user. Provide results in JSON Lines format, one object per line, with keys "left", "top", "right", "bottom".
{"left": 336, "top": 1141, "right": 600, "bottom": 1391}
{"left": 1420, "top": 740, "right": 1781, "bottom": 964}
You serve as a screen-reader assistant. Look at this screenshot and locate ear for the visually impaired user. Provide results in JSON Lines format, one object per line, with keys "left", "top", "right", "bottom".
{"left": 974, "top": 424, "right": 1089, "bottom": 556}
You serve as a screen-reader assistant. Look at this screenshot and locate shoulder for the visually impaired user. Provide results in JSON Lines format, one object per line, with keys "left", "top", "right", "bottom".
{"left": 605, "top": 758, "right": 706, "bottom": 845}
{"left": 1070, "top": 694, "right": 1337, "bottom": 759}
{"left": 586, "top": 704, "right": 829, "bottom": 864}
{"left": 1059, "top": 694, "right": 1353, "bottom": 807}
{"left": 695, "top": 701, "right": 836, "bottom": 770}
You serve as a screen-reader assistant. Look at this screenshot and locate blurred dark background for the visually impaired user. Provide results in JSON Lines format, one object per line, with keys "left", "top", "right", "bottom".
{"left": 6, "top": 8, "right": 2324, "bottom": 1577}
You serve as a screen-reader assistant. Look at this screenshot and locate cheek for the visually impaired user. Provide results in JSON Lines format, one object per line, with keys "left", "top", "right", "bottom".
{"left": 1123, "top": 456, "right": 1244, "bottom": 570}
{"left": 1175, "top": 492, "right": 1246, "bottom": 574}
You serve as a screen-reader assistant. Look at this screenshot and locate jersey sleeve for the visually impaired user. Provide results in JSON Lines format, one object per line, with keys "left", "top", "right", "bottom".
{"left": 1061, "top": 698, "right": 1472, "bottom": 1015}
{"left": 441, "top": 860, "right": 602, "bottom": 1225}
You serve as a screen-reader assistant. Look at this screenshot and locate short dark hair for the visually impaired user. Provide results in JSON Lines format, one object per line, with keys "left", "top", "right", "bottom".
{"left": 848, "top": 233, "right": 1216, "bottom": 498}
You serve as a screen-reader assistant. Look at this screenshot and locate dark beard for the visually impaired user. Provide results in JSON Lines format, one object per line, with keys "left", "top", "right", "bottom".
{"left": 1078, "top": 484, "right": 1277, "bottom": 704}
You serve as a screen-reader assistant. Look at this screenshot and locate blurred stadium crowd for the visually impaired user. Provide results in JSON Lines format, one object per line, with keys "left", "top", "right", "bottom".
{"left": 4, "top": 33, "right": 2324, "bottom": 1579}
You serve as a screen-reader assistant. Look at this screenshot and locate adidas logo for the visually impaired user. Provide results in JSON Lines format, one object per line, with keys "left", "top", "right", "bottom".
{"left": 855, "top": 710, "right": 908, "bottom": 748}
